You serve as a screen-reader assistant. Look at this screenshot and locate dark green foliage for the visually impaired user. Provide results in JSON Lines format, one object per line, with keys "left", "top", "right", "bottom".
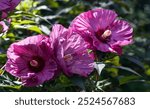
{"left": 0, "top": 0, "right": 150, "bottom": 92}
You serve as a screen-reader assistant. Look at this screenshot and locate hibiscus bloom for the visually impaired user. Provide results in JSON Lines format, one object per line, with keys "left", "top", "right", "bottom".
{"left": 0, "top": 0, "right": 21, "bottom": 19}
{"left": 49, "top": 24, "right": 94, "bottom": 77}
{"left": 5, "top": 35, "right": 57, "bottom": 87}
{"left": 70, "top": 8, "right": 133, "bottom": 55}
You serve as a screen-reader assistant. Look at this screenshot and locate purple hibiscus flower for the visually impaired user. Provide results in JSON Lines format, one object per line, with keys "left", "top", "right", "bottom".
{"left": 0, "top": 0, "right": 21, "bottom": 19}
{"left": 49, "top": 24, "right": 94, "bottom": 77}
{"left": 70, "top": 8, "right": 133, "bottom": 55}
{"left": 5, "top": 35, "right": 58, "bottom": 87}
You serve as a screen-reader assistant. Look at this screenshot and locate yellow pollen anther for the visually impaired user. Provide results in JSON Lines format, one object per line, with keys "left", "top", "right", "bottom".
{"left": 101, "top": 30, "right": 112, "bottom": 39}
{"left": 64, "top": 54, "right": 73, "bottom": 61}
{"left": 30, "top": 60, "right": 38, "bottom": 67}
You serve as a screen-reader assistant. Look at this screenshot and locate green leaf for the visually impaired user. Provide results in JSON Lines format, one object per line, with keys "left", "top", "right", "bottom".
{"left": 70, "top": 76, "right": 85, "bottom": 91}
{"left": 12, "top": 20, "right": 35, "bottom": 25}
{"left": 0, "top": 84, "right": 21, "bottom": 90}
{"left": 0, "top": 69, "right": 4, "bottom": 75}
{"left": 13, "top": 25, "right": 42, "bottom": 33}
{"left": 27, "top": 25, "right": 42, "bottom": 33}
{"left": 118, "top": 75, "right": 140, "bottom": 85}
{"left": 0, "top": 54, "right": 7, "bottom": 64}
{"left": 96, "top": 79, "right": 111, "bottom": 91}
{"left": 124, "top": 55, "right": 144, "bottom": 69}
{"left": 112, "top": 66, "right": 142, "bottom": 77}
{"left": 57, "top": 7, "right": 73, "bottom": 15}
{"left": 40, "top": 25, "right": 50, "bottom": 35}
{"left": 47, "top": 0, "right": 59, "bottom": 8}
{"left": 36, "top": 5, "right": 51, "bottom": 11}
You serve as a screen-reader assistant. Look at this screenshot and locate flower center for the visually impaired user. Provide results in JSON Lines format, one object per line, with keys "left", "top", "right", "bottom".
{"left": 30, "top": 60, "right": 39, "bottom": 67}
{"left": 96, "top": 29, "right": 112, "bottom": 42}
{"left": 64, "top": 54, "right": 73, "bottom": 61}
{"left": 101, "top": 30, "right": 112, "bottom": 39}
{"left": 28, "top": 56, "right": 45, "bottom": 73}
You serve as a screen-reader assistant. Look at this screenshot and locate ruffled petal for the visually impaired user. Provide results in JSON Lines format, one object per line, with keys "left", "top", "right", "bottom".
{"left": 50, "top": 24, "right": 94, "bottom": 77}
{"left": 0, "top": 0, "right": 10, "bottom": 10}
{"left": 39, "top": 59, "right": 57, "bottom": 81}
{"left": 63, "top": 32, "right": 89, "bottom": 54}
{"left": 10, "top": 0, "right": 21, "bottom": 10}
{"left": 49, "top": 24, "right": 68, "bottom": 74}
{"left": 21, "top": 73, "right": 41, "bottom": 87}
{"left": 5, "top": 34, "right": 57, "bottom": 87}
{"left": 67, "top": 53, "right": 94, "bottom": 77}
{"left": 5, "top": 58, "right": 29, "bottom": 77}
{"left": 70, "top": 8, "right": 118, "bottom": 51}
{"left": 70, "top": 8, "right": 117, "bottom": 35}
{"left": 109, "top": 20, "right": 133, "bottom": 46}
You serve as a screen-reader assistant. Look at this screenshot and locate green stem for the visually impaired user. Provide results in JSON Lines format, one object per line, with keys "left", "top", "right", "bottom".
{"left": 0, "top": 64, "right": 6, "bottom": 75}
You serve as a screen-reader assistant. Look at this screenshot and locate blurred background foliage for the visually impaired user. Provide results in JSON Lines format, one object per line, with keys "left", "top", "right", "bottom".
{"left": 0, "top": 0, "right": 150, "bottom": 92}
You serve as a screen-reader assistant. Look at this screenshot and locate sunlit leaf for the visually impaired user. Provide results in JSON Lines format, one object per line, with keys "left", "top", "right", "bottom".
{"left": 40, "top": 25, "right": 50, "bottom": 35}
{"left": 118, "top": 75, "right": 140, "bottom": 85}
{"left": 0, "top": 84, "right": 21, "bottom": 90}
{"left": 0, "top": 69, "right": 4, "bottom": 75}
{"left": 13, "top": 25, "right": 42, "bottom": 33}
{"left": 96, "top": 79, "right": 111, "bottom": 91}
{"left": 36, "top": 5, "right": 52, "bottom": 11}
{"left": 112, "top": 66, "right": 142, "bottom": 77}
